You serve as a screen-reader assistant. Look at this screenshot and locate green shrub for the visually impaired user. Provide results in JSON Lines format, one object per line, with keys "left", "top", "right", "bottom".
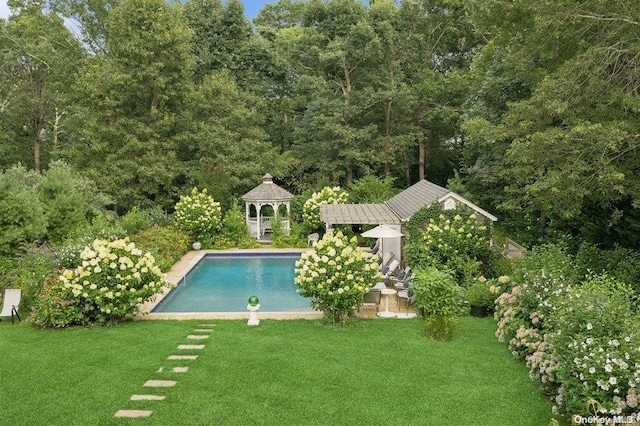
{"left": 0, "top": 166, "right": 47, "bottom": 255}
{"left": 130, "top": 226, "right": 189, "bottom": 272}
{"left": 121, "top": 206, "right": 170, "bottom": 236}
{"left": 173, "top": 187, "right": 221, "bottom": 241}
{"left": 411, "top": 267, "right": 462, "bottom": 339}
{"left": 37, "top": 161, "right": 111, "bottom": 243}
{"left": 347, "top": 174, "right": 398, "bottom": 203}
{"left": 466, "top": 280, "right": 495, "bottom": 308}
{"left": 221, "top": 204, "right": 257, "bottom": 248}
{"left": 295, "top": 231, "right": 379, "bottom": 324}
{"left": 30, "top": 238, "right": 170, "bottom": 327}
{"left": 1, "top": 243, "right": 58, "bottom": 315}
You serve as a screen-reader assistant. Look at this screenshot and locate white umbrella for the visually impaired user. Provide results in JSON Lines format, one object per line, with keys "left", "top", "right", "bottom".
{"left": 361, "top": 224, "right": 404, "bottom": 239}
{"left": 361, "top": 224, "right": 404, "bottom": 261}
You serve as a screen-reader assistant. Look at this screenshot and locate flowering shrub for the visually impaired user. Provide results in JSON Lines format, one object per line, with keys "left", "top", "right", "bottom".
{"left": 302, "top": 186, "right": 349, "bottom": 230}
{"left": 173, "top": 187, "right": 221, "bottom": 241}
{"left": 493, "top": 248, "right": 640, "bottom": 420}
{"left": 294, "top": 231, "right": 379, "bottom": 324}
{"left": 30, "top": 238, "right": 169, "bottom": 327}
{"left": 404, "top": 207, "right": 498, "bottom": 285}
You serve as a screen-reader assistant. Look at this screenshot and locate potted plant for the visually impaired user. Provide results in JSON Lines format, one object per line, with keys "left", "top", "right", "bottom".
{"left": 466, "top": 281, "right": 495, "bottom": 317}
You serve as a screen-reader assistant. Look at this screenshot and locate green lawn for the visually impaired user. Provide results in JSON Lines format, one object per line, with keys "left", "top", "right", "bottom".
{"left": 0, "top": 317, "right": 553, "bottom": 425}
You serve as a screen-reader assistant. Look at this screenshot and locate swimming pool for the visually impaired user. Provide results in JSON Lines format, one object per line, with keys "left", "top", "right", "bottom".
{"left": 152, "top": 252, "right": 312, "bottom": 313}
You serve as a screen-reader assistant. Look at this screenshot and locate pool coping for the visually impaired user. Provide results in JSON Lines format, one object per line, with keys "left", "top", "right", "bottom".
{"left": 137, "top": 248, "right": 324, "bottom": 320}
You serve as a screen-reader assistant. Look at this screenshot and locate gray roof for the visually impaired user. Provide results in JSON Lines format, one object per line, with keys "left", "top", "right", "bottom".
{"left": 241, "top": 174, "right": 294, "bottom": 202}
{"left": 320, "top": 203, "right": 401, "bottom": 225}
{"left": 385, "top": 180, "right": 449, "bottom": 220}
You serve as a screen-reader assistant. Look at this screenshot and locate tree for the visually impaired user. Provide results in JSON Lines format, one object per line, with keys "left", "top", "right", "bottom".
{"left": 0, "top": 5, "right": 84, "bottom": 172}
{"left": 68, "top": 0, "right": 194, "bottom": 211}
{"left": 462, "top": 0, "right": 640, "bottom": 247}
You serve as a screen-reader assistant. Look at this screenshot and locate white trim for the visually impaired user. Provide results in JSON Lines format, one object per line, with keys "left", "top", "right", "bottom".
{"left": 437, "top": 192, "right": 498, "bottom": 222}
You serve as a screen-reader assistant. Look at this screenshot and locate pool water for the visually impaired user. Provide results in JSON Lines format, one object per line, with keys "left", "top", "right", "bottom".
{"left": 152, "top": 253, "right": 311, "bottom": 313}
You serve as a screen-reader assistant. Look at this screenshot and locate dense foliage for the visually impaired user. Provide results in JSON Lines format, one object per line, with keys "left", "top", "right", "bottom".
{"left": 294, "top": 231, "right": 379, "bottom": 324}
{"left": 302, "top": 186, "right": 349, "bottom": 231}
{"left": 494, "top": 244, "right": 640, "bottom": 420}
{"left": 411, "top": 267, "right": 462, "bottom": 340}
{"left": 1, "top": 0, "right": 637, "bottom": 248}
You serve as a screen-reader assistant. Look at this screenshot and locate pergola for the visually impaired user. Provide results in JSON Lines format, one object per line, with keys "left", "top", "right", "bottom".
{"left": 241, "top": 174, "right": 294, "bottom": 240}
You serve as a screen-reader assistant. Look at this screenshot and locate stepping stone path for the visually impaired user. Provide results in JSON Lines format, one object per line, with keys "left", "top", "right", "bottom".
{"left": 187, "top": 334, "right": 209, "bottom": 340}
{"left": 115, "top": 410, "right": 152, "bottom": 418}
{"left": 177, "top": 344, "right": 205, "bottom": 350}
{"left": 131, "top": 395, "right": 165, "bottom": 401}
{"left": 114, "top": 323, "right": 215, "bottom": 419}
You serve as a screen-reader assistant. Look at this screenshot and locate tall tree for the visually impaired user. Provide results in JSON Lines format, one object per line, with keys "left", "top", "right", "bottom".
{"left": 0, "top": 3, "right": 84, "bottom": 172}
{"left": 462, "top": 0, "right": 640, "bottom": 247}
{"left": 68, "top": 0, "right": 194, "bottom": 210}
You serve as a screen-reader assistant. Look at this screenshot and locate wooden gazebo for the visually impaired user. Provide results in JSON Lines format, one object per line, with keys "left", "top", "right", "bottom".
{"left": 241, "top": 174, "right": 294, "bottom": 240}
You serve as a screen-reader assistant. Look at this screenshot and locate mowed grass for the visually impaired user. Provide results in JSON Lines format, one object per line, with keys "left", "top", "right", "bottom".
{"left": 0, "top": 317, "right": 552, "bottom": 425}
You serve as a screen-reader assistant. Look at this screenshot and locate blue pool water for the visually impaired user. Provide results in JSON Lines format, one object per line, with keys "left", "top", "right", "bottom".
{"left": 152, "top": 253, "right": 311, "bottom": 313}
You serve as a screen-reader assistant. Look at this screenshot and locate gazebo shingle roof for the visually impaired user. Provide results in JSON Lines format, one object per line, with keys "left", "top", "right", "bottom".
{"left": 241, "top": 174, "right": 294, "bottom": 202}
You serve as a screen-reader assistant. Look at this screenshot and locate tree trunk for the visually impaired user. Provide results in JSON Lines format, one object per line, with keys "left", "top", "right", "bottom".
{"left": 418, "top": 134, "right": 425, "bottom": 180}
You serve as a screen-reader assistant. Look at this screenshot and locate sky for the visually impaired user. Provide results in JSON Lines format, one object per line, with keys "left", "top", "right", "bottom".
{"left": 0, "top": 0, "right": 278, "bottom": 20}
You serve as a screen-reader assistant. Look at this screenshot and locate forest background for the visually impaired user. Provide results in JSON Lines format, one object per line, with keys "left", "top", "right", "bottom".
{"left": 1, "top": 0, "right": 639, "bottom": 250}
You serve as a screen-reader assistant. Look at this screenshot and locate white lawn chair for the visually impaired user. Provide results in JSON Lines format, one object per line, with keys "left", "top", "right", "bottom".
{"left": 0, "top": 288, "right": 21, "bottom": 323}
{"left": 307, "top": 233, "right": 319, "bottom": 247}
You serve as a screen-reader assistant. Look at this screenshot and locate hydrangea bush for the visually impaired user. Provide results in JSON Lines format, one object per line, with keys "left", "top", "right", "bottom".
{"left": 294, "top": 231, "right": 379, "bottom": 324}
{"left": 404, "top": 208, "right": 497, "bottom": 285}
{"left": 173, "top": 187, "right": 221, "bottom": 241}
{"left": 302, "top": 186, "right": 349, "bottom": 230}
{"left": 31, "top": 238, "right": 169, "bottom": 327}
{"left": 493, "top": 250, "right": 640, "bottom": 420}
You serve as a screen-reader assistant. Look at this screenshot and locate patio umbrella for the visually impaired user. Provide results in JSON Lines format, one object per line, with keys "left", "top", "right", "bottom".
{"left": 361, "top": 224, "right": 404, "bottom": 261}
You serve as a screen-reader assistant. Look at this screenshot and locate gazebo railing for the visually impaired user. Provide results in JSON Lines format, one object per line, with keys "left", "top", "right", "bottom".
{"left": 247, "top": 216, "right": 290, "bottom": 238}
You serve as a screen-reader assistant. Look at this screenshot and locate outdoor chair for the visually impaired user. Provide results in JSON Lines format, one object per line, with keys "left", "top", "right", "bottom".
{"left": 397, "top": 286, "right": 414, "bottom": 313}
{"left": 392, "top": 271, "right": 412, "bottom": 291}
{"left": 378, "top": 252, "right": 395, "bottom": 269}
{"left": 0, "top": 288, "right": 21, "bottom": 323}
{"left": 364, "top": 239, "right": 380, "bottom": 254}
{"left": 380, "top": 259, "right": 400, "bottom": 282}
{"left": 307, "top": 233, "right": 319, "bottom": 247}
{"left": 391, "top": 266, "right": 412, "bottom": 290}
{"left": 360, "top": 289, "right": 381, "bottom": 312}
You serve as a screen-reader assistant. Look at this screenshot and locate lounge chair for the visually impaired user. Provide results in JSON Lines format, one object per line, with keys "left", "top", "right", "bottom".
{"left": 378, "top": 252, "right": 395, "bottom": 269}
{"left": 0, "top": 288, "right": 21, "bottom": 323}
{"left": 380, "top": 259, "right": 400, "bottom": 282}
{"left": 391, "top": 266, "right": 412, "bottom": 290}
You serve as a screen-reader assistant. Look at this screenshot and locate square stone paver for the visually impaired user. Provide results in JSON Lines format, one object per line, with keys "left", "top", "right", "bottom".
{"left": 115, "top": 410, "right": 152, "bottom": 418}
{"left": 173, "top": 367, "right": 189, "bottom": 373}
{"left": 131, "top": 394, "right": 165, "bottom": 401}
{"left": 168, "top": 355, "right": 198, "bottom": 360}
{"left": 177, "top": 344, "right": 205, "bottom": 350}
{"left": 143, "top": 380, "right": 176, "bottom": 387}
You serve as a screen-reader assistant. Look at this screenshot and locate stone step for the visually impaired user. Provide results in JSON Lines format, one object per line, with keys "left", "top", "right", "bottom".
{"left": 177, "top": 344, "right": 205, "bottom": 350}
{"left": 193, "top": 329, "right": 213, "bottom": 333}
{"left": 115, "top": 410, "right": 152, "bottom": 418}
{"left": 173, "top": 367, "right": 189, "bottom": 373}
{"left": 131, "top": 394, "right": 166, "bottom": 401}
{"left": 168, "top": 355, "right": 198, "bottom": 360}
{"left": 187, "top": 335, "right": 209, "bottom": 340}
{"left": 197, "top": 324, "right": 216, "bottom": 328}
{"left": 143, "top": 380, "right": 176, "bottom": 387}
